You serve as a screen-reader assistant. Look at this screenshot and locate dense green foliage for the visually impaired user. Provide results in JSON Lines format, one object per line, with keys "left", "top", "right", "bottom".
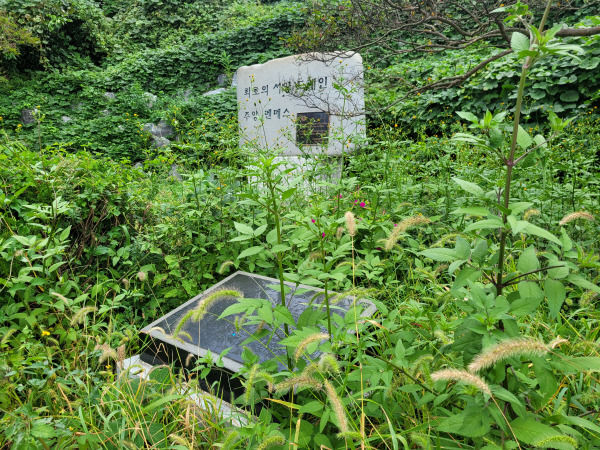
{"left": 1, "top": 0, "right": 600, "bottom": 449}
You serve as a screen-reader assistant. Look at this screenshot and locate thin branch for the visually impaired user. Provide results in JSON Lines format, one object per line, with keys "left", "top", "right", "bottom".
{"left": 501, "top": 265, "right": 566, "bottom": 287}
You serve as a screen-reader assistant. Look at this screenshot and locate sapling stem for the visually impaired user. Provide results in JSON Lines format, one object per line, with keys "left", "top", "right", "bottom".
{"left": 497, "top": 0, "right": 554, "bottom": 296}
{"left": 268, "top": 175, "right": 293, "bottom": 370}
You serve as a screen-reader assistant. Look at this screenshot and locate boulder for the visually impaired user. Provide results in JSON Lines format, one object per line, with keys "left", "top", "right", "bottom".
{"left": 203, "top": 88, "right": 226, "bottom": 96}
{"left": 20, "top": 109, "right": 35, "bottom": 125}
{"left": 143, "top": 92, "right": 158, "bottom": 109}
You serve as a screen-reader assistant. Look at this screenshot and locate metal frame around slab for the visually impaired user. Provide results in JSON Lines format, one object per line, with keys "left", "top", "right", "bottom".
{"left": 140, "top": 270, "right": 377, "bottom": 374}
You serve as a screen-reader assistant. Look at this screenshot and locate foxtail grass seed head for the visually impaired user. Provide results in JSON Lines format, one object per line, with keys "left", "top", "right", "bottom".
{"left": 523, "top": 208, "right": 540, "bottom": 220}
{"left": 533, "top": 435, "right": 578, "bottom": 449}
{"left": 220, "top": 430, "right": 240, "bottom": 450}
{"left": 294, "top": 332, "right": 330, "bottom": 362}
{"left": 50, "top": 292, "right": 69, "bottom": 304}
{"left": 318, "top": 353, "right": 340, "bottom": 375}
{"left": 95, "top": 344, "right": 118, "bottom": 364}
{"left": 121, "top": 278, "right": 130, "bottom": 289}
{"left": 410, "top": 433, "right": 432, "bottom": 450}
{"left": 275, "top": 374, "right": 323, "bottom": 393}
{"left": 243, "top": 364, "right": 260, "bottom": 404}
{"left": 218, "top": 260, "right": 234, "bottom": 274}
{"left": 549, "top": 336, "right": 569, "bottom": 349}
{"left": 431, "top": 369, "right": 491, "bottom": 395}
{"left": 117, "top": 344, "right": 126, "bottom": 364}
{"left": 70, "top": 306, "right": 98, "bottom": 326}
{"left": 185, "top": 353, "right": 194, "bottom": 367}
{"left": 254, "top": 320, "right": 266, "bottom": 333}
{"left": 168, "top": 434, "right": 191, "bottom": 448}
{"left": 468, "top": 337, "right": 549, "bottom": 373}
{"left": 309, "top": 251, "right": 321, "bottom": 262}
{"left": 559, "top": 211, "right": 595, "bottom": 226}
{"left": 257, "top": 435, "right": 286, "bottom": 450}
{"left": 336, "top": 226, "right": 344, "bottom": 240}
{"left": 324, "top": 380, "right": 349, "bottom": 434}
{"left": 345, "top": 211, "right": 356, "bottom": 236}
{"left": 384, "top": 216, "right": 431, "bottom": 251}
{"left": 191, "top": 289, "right": 243, "bottom": 323}
{"left": 1, "top": 328, "right": 17, "bottom": 345}
{"left": 137, "top": 271, "right": 147, "bottom": 282}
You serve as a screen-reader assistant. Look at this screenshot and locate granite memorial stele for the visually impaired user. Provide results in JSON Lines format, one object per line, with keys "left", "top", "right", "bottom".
{"left": 237, "top": 53, "right": 365, "bottom": 181}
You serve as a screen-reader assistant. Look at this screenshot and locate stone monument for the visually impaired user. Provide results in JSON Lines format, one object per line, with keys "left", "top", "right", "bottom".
{"left": 237, "top": 53, "right": 365, "bottom": 182}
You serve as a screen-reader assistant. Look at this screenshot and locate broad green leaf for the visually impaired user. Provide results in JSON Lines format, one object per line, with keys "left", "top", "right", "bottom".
{"left": 254, "top": 224, "right": 268, "bottom": 236}
{"left": 234, "top": 222, "right": 254, "bottom": 235}
{"left": 455, "top": 236, "right": 471, "bottom": 260}
{"left": 510, "top": 416, "right": 560, "bottom": 445}
{"left": 551, "top": 357, "right": 600, "bottom": 373}
{"left": 544, "top": 279, "right": 566, "bottom": 319}
{"left": 266, "top": 228, "right": 278, "bottom": 245}
{"left": 419, "top": 248, "right": 458, "bottom": 262}
{"left": 456, "top": 111, "right": 479, "bottom": 123}
{"left": 566, "top": 274, "right": 600, "bottom": 294}
{"left": 517, "top": 246, "right": 538, "bottom": 274}
{"left": 273, "top": 305, "right": 295, "bottom": 326}
{"left": 489, "top": 128, "right": 504, "bottom": 149}
{"left": 508, "top": 216, "right": 528, "bottom": 234}
{"left": 451, "top": 207, "right": 490, "bottom": 216}
{"left": 560, "top": 90, "right": 579, "bottom": 102}
{"left": 508, "top": 201, "right": 533, "bottom": 216}
{"left": 59, "top": 225, "right": 71, "bottom": 241}
{"left": 237, "top": 246, "right": 264, "bottom": 259}
{"left": 281, "top": 187, "right": 296, "bottom": 201}
{"left": 452, "top": 266, "right": 481, "bottom": 292}
{"left": 516, "top": 125, "right": 532, "bottom": 149}
{"left": 522, "top": 223, "right": 562, "bottom": 245}
{"left": 31, "top": 423, "right": 56, "bottom": 439}
{"left": 271, "top": 244, "right": 291, "bottom": 254}
{"left": 511, "top": 32, "right": 530, "bottom": 54}
{"left": 471, "top": 240, "right": 488, "bottom": 265}
{"left": 298, "top": 401, "right": 323, "bottom": 414}
{"left": 560, "top": 228, "right": 573, "bottom": 251}
{"left": 464, "top": 218, "right": 504, "bottom": 232}
{"left": 452, "top": 177, "right": 484, "bottom": 197}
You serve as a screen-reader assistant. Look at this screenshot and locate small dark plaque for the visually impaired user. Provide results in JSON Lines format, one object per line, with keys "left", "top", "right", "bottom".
{"left": 296, "top": 112, "right": 329, "bottom": 145}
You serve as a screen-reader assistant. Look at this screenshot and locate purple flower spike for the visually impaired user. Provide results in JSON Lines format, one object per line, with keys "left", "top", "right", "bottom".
{"left": 311, "top": 219, "right": 316, "bottom": 223}
{"left": 322, "top": 232, "right": 325, "bottom": 238}
{"left": 360, "top": 202, "right": 366, "bottom": 208}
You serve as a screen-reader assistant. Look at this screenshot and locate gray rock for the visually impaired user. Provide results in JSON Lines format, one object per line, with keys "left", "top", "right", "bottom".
{"left": 203, "top": 88, "right": 226, "bottom": 96}
{"left": 104, "top": 92, "right": 116, "bottom": 100}
{"left": 143, "top": 120, "right": 173, "bottom": 138}
{"left": 62, "top": 116, "right": 72, "bottom": 123}
{"left": 21, "top": 109, "right": 35, "bottom": 125}
{"left": 101, "top": 109, "right": 111, "bottom": 116}
{"left": 231, "top": 71, "right": 237, "bottom": 87}
{"left": 155, "top": 120, "right": 173, "bottom": 137}
{"left": 143, "top": 92, "right": 158, "bottom": 109}
{"left": 168, "top": 164, "right": 182, "bottom": 181}
{"left": 217, "top": 74, "right": 228, "bottom": 85}
{"left": 152, "top": 136, "right": 170, "bottom": 148}
{"left": 71, "top": 102, "right": 84, "bottom": 111}
{"left": 133, "top": 162, "right": 144, "bottom": 169}
{"left": 182, "top": 88, "right": 193, "bottom": 102}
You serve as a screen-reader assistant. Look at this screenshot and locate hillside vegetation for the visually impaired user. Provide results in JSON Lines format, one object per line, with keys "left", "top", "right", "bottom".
{"left": 1, "top": 0, "right": 600, "bottom": 449}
